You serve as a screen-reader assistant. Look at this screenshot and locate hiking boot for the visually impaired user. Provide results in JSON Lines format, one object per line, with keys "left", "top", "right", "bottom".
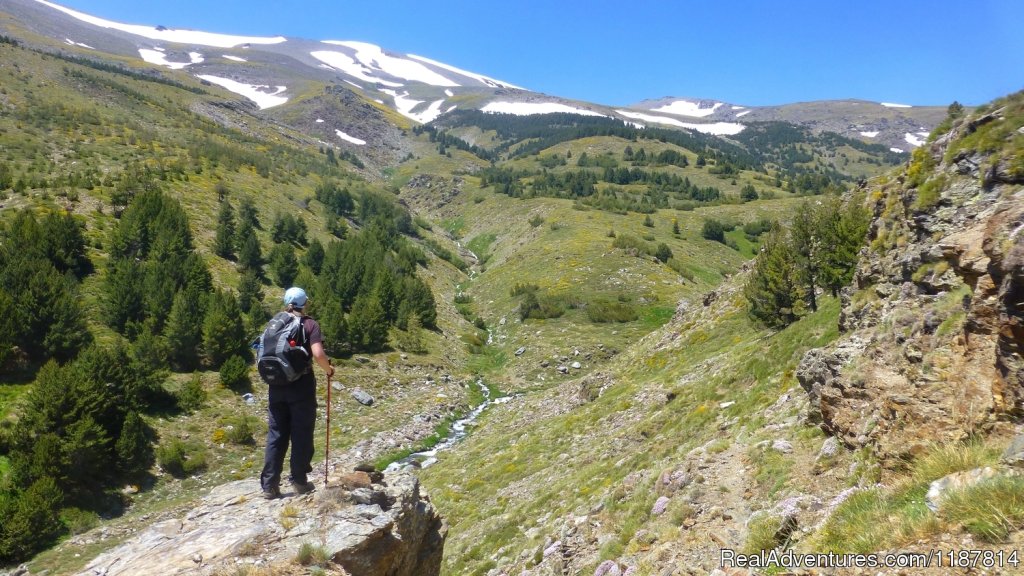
{"left": 262, "top": 486, "right": 281, "bottom": 500}
{"left": 291, "top": 480, "right": 315, "bottom": 495}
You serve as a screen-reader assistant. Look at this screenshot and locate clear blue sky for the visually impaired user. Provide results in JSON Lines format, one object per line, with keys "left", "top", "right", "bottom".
{"left": 55, "top": 0, "right": 1024, "bottom": 107}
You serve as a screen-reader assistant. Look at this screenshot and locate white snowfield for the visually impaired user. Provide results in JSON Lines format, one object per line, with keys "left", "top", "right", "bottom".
{"left": 881, "top": 102, "right": 912, "bottom": 108}
{"left": 310, "top": 50, "right": 403, "bottom": 87}
{"left": 616, "top": 110, "right": 745, "bottom": 135}
{"left": 196, "top": 75, "right": 288, "bottom": 109}
{"left": 735, "top": 110, "right": 751, "bottom": 118}
{"left": 407, "top": 54, "right": 524, "bottom": 90}
{"left": 652, "top": 100, "right": 723, "bottom": 117}
{"left": 481, "top": 101, "right": 607, "bottom": 117}
{"left": 891, "top": 147, "right": 905, "bottom": 153}
{"left": 222, "top": 55, "right": 246, "bottom": 62}
{"left": 904, "top": 132, "right": 928, "bottom": 147}
{"left": 335, "top": 129, "right": 366, "bottom": 145}
{"left": 138, "top": 49, "right": 203, "bottom": 70}
{"left": 380, "top": 89, "right": 446, "bottom": 123}
{"left": 34, "top": 0, "right": 286, "bottom": 47}
{"left": 64, "top": 38, "right": 93, "bottom": 49}
{"left": 322, "top": 41, "right": 458, "bottom": 87}
{"left": 860, "top": 131, "right": 879, "bottom": 138}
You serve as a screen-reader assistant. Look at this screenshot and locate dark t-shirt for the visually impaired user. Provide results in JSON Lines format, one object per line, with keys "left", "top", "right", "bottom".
{"left": 301, "top": 316, "right": 323, "bottom": 351}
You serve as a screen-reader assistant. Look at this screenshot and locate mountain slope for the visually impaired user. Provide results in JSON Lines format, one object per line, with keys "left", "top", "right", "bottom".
{"left": 416, "top": 93, "right": 1024, "bottom": 575}
{"left": 2, "top": 0, "right": 946, "bottom": 170}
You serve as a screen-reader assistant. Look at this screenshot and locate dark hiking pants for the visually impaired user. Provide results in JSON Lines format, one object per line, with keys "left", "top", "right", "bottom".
{"left": 260, "top": 376, "right": 316, "bottom": 490}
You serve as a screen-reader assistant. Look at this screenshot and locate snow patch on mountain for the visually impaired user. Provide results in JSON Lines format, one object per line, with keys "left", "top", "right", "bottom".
{"left": 731, "top": 106, "right": 745, "bottom": 110}
{"left": 652, "top": 100, "right": 723, "bottom": 117}
{"left": 310, "top": 50, "right": 403, "bottom": 87}
{"left": 406, "top": 54, "right": 525, "bottom": 90}
{"left": 138, "top": 49, "right": 203, "bottom": 70}
{"left": 481, "top": 102, "right": 607, "bottom": 117}
{"left": 322, "top": 41, "right": 458, "bottom": 87}
{"left": 445, "top": 89, "right": 454, "bottom": 97}
{"left": 891, "top": 147, "right": 905, "bottom": 153}
{"left": 860, "top": 131, "right": 879, "bottom": 138}
{"left": 316, "top": 119, "right": 324, "bottom": 123}
{"left": 904, "top": 132, "right": 927, "bottom": 147}
{"left": 335, "top": 130, "right": 366, "bottom": 145}
{"left": 735, "top": 110, "right": 751, "bottom": 118}
{"left": 196, "top": 75, "right": 287, "bottom": 109}
{"left": 380, "top": 89, "right": 446, "bottom": 123}
{"left": 222, "top": 55, "right": 246, "bottom": 62}
{"left": 64, "top": 38, "right": 93, "bottom": 49}
{"left": 881, "top": 102, "right": 912, "bottom": 108}
{"left": 616, "top": 110, "right": 745, "bottom": 135}
{"left": 34, "top": 0, "right": 286, "bottom": 47}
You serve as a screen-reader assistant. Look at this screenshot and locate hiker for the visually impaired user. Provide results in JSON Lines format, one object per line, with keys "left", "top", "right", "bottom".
{"left": 259, "top": 286, "right": 334, "bottom": 499}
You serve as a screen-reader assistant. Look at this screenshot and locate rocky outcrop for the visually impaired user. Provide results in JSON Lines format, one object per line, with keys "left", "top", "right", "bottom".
{"left": 799, "top": 98, "right": 1024, "bottom": 467}
{"left": 76, "top": 472, "right": 445, "bottom": 576}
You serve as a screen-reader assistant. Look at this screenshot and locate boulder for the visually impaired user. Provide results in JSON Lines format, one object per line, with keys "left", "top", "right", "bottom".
{"left": 1001, "top": 434, "right": 1024, "bottom": 468}
{"left": 352, "top": 389, "right": 375, "bottom": 406}
{"left": 76, "top": 472, "right": 445, "bottom": 576}
{"left": 925, "top": 466, "right": 999, "bottom": 512}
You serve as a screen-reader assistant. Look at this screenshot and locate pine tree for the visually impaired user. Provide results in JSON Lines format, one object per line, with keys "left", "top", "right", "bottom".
{"left": 0, "top": 289, "right": 13, "bottom": 367}
{"left": 0, "top": 477, "right": 64, "bottom": 562}
{"left": 237, "top": 196, "right": 259, "bottom": 231}
{"left": 237, "top": 269, "right": 263, "bottom": 314}
{"left": 237, "top": 230, "right": 263, "bottom": 274}
{"left": 271, "top": 212, "right": 287, "bottom": 244}
{"left": 817, "top": 196, "right": 870, "bottom": 295}
{"left": 317, "top": 298, "right": 348, "bottom": 355}
{"left": 41, "top": 211, "right": 88, "bottom": 276}
{"left": 164, "top": 288, "right": 205, "bottom": 371}
{"left": 789, "top": 201, "right": 821, "bottom": 312}
{"left": 202, "top": 290, "right": 247, "bottom": 369}
{"left": 303, "top": 238, "right": 325, "bottom": 274}
{"left": 213, "top": 201, "right": 236, "bottom": 259}
{"left": 744, "top": 226, "right": 804, "bottom": 327}
{"left": 269, "top": 243, "right": 298, "bottom": 288}
{"left": 115, "top": 411, "right": 152, "bottom": 479}
{"left": 349, "top": 292, "right": 388, "bottom": 352}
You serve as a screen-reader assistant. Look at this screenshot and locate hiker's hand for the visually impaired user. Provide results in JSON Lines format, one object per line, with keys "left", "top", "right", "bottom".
{"left": 326, "top": 365, "right": 335, "bottom": 379}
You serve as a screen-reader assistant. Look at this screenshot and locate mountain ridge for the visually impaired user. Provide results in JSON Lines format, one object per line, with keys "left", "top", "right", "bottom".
{"left": 2, "top": 0, "right": 946, "bottom": 154}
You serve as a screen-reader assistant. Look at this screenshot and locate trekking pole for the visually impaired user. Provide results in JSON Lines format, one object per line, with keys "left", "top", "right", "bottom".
{"left": 325, "top": 369, "right": 331, "bottom": 488}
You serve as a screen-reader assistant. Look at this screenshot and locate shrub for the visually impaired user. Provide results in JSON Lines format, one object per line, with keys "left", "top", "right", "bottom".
{"left": 528, "top": 215, "right": 544, "bottom": 228}
{"left": 586, "top": 299, "right": 638, "bottom": 323}
{"left": 519, "top": 291, "right": 565, "bottom": 320}
{"left": 61, "top": 507, "right": 100, "bottom": 535}
{"left": 157, "top": 440, "right": 208, "bottom": 478}
{"left": 655, "top": 243, "right": 673, "bottom": 263}
{"left": 611, "top": 234, "right": 654, "bottom": 256}
{"left": 219, "top": 355, "right": 250, "bottom": 390}
{"left": 224, "top": 416, "right": 256, "bottom": 445}
{"left": 942, "top": 475, "right": 1024, "bottom": 541}
{"left": 295, "top": 542, "right": 330, "bottom": 567}
{"left": 667, "top": 258, "right": 695, "bottom": 281}
{"left": 510, "top": 282, "right": 539, "bottom": 296}
{"left": 702, "top": 219, "right": 726, "bottom": 243}
{"left": 178, "top": 372, "right": 207, "bottom": 413}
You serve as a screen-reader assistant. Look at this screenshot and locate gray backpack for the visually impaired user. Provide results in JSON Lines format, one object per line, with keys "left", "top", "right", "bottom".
{"left": 256, "top": 312, "right": 310, "bottom": 385}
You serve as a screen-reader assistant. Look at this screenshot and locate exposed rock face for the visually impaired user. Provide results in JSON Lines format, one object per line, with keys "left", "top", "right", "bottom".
{"left": 76, "top": 472, "right": 445, "bottom": 576}
{"left": 799, "top": 101, "right": 1024, "bottom": 467}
